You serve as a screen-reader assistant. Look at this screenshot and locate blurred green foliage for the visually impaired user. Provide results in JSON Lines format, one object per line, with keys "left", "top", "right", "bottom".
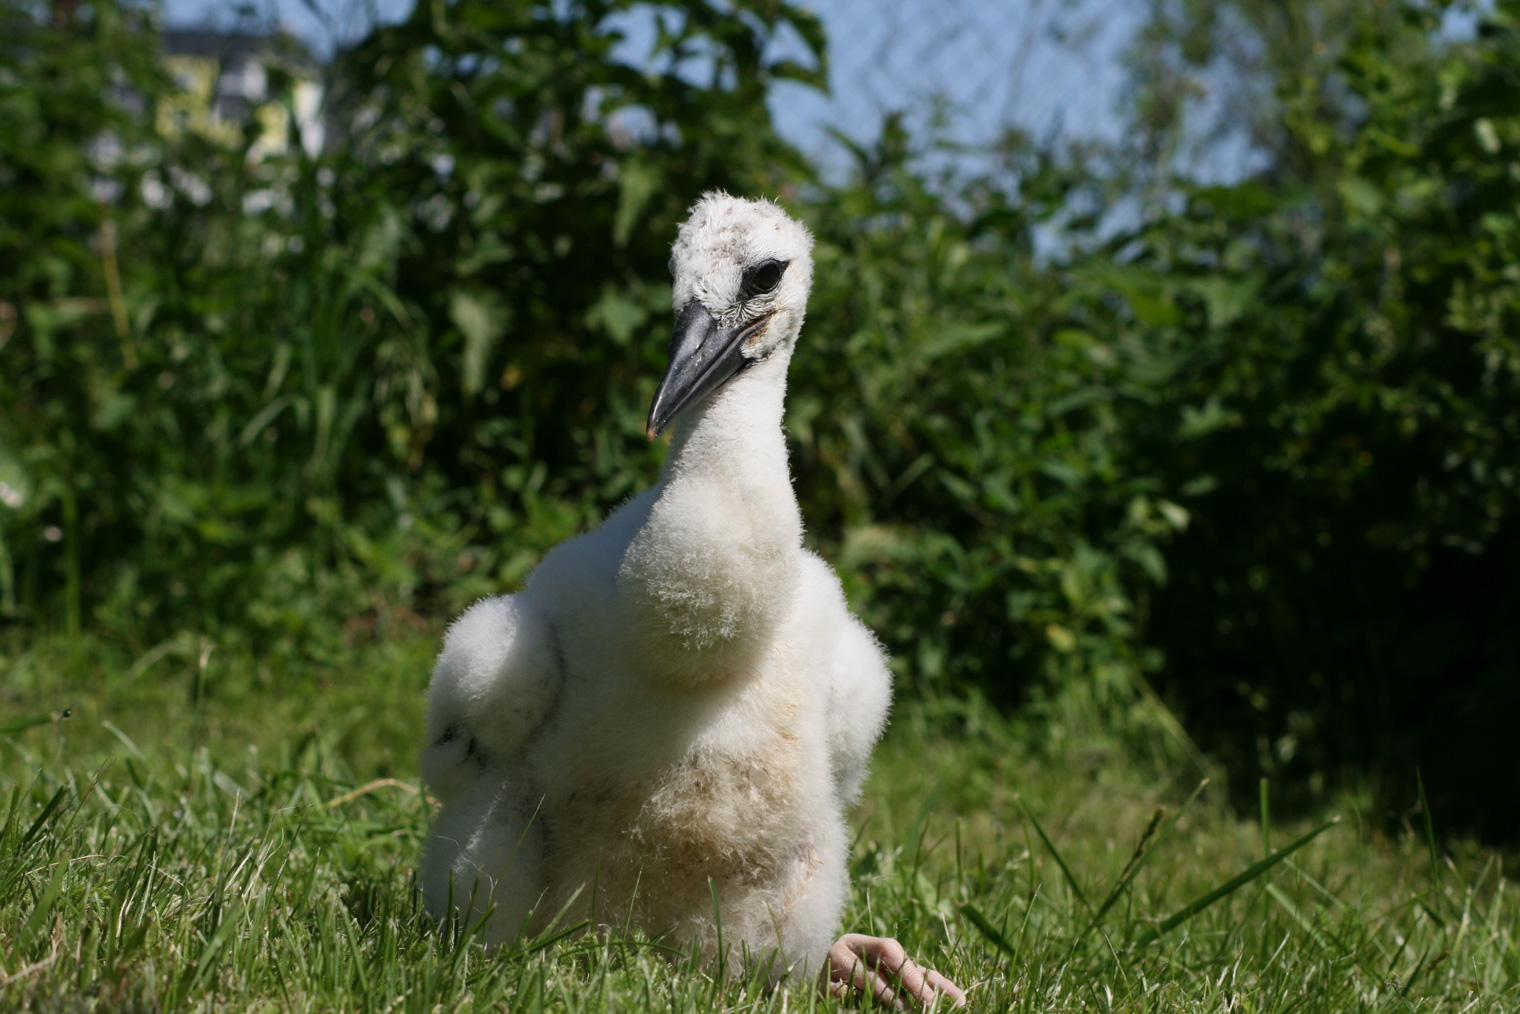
{"left": 0, "top": 0, "right": 819, "bottom": 652}
{"left": 1124, "top": 1, "right": 1520, "bottom": 832}
{"left": 1, "top": 0, "right": 1516, "bottom": 834}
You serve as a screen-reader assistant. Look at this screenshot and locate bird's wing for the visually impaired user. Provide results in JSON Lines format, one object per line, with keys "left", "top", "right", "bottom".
{"left": 799, "top": 552, "right": 893, "bottom": 806}
{"left": 420, "top": 594, "right": 565, "bottom": 805}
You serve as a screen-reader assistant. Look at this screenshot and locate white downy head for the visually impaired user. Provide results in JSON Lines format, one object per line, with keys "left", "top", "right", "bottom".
{"left": 647, "top": 193, "right": 815, "bottom": 437}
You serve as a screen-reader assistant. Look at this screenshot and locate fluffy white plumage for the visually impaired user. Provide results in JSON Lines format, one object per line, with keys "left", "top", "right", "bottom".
{"left": 419, "top": 194, "right": 893, "bottom": 982}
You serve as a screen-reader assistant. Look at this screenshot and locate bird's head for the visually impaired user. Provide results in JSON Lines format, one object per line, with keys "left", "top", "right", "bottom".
{"left": 646, "top": 192, "right": 815, "bottom": 439}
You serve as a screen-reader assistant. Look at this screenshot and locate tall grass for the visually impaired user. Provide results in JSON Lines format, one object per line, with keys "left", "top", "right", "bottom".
{"left": 1, "top": 635, "right": 1514, "bottom": 1010}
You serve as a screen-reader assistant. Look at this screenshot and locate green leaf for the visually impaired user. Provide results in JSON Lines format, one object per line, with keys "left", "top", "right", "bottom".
{"left": 1126, "top": 542, "right": 1167, "bottom": 584}
{"left": 1188, "top": 278, "right": 1255, "bottom": 329}
{"left": 1126, "top": 289, "right": 1181, "bottom": 328}
{"left": 768, "top": 59, "right": 825, "bottom": 89}
{"left": 920, "top": 322, "right": 1003, "bottom": 361}
{"left": 1339, "top": 175, "right": 1384, "bottom": 218}
{"left": 448, "top": 288, "right": 509, "bottom": 397}
{"left": 613, "top": 160, "right": 660, "bottom": 249}
{"left": 1155, "top": 499, "right": 1190, "bottom": 532}
{"left": 1188, "top": 181, "right": 1278, "bottom": 217}
{"left": 586, "top": 287, "right": 647, "bottom": 346}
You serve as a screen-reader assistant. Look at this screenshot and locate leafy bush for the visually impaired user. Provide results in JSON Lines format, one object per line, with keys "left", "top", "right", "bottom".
{"left": 3, "top": 0, "right": 1517, "bottom": 836}
{"left": 789, "top": 1, "right": 1520, "bottom": 829}
{"left": 0, "top": 0, "right": 824, "bottom": 653}
{"left": 789, "top": 127, "right": 1193, "bottom": 762}
{"left": 1119, "top": 1, "right": 1520, "bottom": 833}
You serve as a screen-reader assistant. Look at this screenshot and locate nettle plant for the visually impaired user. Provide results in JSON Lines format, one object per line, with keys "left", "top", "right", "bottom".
{"left": 0, "top": 0, "right": 823, "bottom": 651}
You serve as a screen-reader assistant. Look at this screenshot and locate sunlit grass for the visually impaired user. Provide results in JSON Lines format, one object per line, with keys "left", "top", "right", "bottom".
{"left": 2, "top": 634, "right": 1515, "bottom": 1011}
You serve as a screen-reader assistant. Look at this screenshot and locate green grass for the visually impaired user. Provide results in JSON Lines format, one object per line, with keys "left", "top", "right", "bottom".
{"left": 1, "top": 633, "right": 1516, "bottom": 1012}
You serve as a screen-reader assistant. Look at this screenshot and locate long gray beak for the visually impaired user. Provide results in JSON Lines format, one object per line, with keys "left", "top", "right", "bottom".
{"left": 646, "top": 302, "right": 762, "bottom": 439}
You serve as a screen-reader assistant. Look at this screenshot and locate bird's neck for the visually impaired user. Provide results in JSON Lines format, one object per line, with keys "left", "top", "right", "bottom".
{"left": 618, "top": 353, "right": 803, "bottom": 684}
{"left": 662, "top": 354, "right": 793, "bottom": 497}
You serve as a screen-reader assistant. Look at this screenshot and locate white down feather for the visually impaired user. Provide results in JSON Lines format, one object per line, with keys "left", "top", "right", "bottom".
{"left": 419, "top": 193, "right": 892, "bottom": 982}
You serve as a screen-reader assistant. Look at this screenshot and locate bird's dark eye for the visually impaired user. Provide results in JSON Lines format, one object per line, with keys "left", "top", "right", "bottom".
{"left": 748, "top": 259, "right": 785, "bottom": 294}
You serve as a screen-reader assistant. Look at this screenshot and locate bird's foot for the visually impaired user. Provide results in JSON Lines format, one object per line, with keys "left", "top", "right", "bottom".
{"left": 820, "top": 934, "right": 966, "bottom": 1010}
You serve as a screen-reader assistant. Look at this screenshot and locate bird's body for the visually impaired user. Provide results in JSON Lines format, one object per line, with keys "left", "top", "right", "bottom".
{"left": 420, "top": 194, "right": 891, "bottom": 981}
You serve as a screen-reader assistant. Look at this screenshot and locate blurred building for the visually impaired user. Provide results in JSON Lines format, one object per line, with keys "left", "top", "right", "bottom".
{"left": 158, "top": 27, "right": 325, "bottom": 158}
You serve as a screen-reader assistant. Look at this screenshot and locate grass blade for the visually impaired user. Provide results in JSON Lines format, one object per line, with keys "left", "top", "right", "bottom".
{"left": 960, "top": 903, "right": 1018, "bottom": 959}
{"left": 1416, "top": 769, "right": 1440, "bottom": 884}
{"left": 1403, "top": 948, "right": 1449, "bottom": 996}
{"left": 1260, "top": 778, "right": 1271, "bottom": 858}
{"left": 1077, "top": 806, "right": 1166, "bottom": 944}
{"left": 1132, "top": 817, "right": 1339, "bottom": 948}
{"left": 1075, "top": 779, "right": 1210, "bottom": 946}
{"left": 22, "top": 786, "right": 69, "bottom": 847}
{"left": 0, "top": 714, "right": 54, "bottom": 736}
{"left": 1015, "top": 795, "right": 1091, "bottom": 915}
{"left": 523, "top": 919, "right": 591, "bottom": 956}
{"left": 1265, "top": 884, "right": 1338, "bottom": 953}
{"left": 18, "top": 849, "right": 70, "bottom": 954}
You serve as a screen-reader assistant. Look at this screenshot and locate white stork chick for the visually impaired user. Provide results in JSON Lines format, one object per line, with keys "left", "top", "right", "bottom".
{"left": 420, "top": 193, "right": 965, "bottom": 1008}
